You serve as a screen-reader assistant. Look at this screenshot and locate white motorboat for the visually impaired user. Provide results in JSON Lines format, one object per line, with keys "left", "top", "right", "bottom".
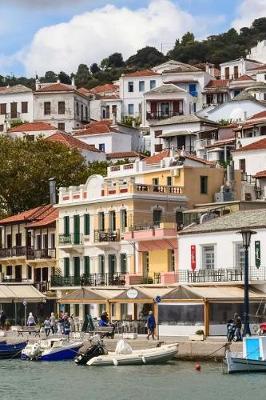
{"left": 86, "top": 340, "right": 178, "bottom": 366}
{"left": 21, "top": 338, "right": 83, "bottom": 361}
{"left": 224, "top": 336, "right": 266, "bottom": 373}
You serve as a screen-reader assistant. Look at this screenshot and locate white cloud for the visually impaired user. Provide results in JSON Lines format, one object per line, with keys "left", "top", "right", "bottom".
{"left": 21, "top": 0, "right": 209, "bottom": 76}
{"left": 232, "top": 0, "right": 266, "bottom": 30}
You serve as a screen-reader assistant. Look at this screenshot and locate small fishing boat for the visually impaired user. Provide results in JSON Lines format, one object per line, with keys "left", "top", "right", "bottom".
{"left": 0, "top": 340, "right": 27, "bottom": 359}
{"left": 79, "top": 339, "right": 178, "bottom": 367}
{"left": 224, "top": 336, "right": 266, "bottom": 373}
{"left": 21, "top": 338, "right": 83, "bottom": 361}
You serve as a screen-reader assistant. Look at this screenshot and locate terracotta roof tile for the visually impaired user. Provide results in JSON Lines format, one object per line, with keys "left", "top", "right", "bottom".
{"left": 73, "top": 121, "right": 118, "bottom": 136}
{"left": 107, "top": 152, "right": 146, "bottom": 159}
{"left": 234, "top": 138, "right": 266, "bottom": 152}
{"left": 145, "top": 150, "right": 170, "bottom": 164}
{"left": 8, "top": 121, "right": 57, "bottom": 133}
{"left": 45, "top": 131, "right": 101, "bottom": 152}
{"left": 36, "top": 83, "right": 74, "bottom": 92}
{"left": 248, "top": 110, "right": 266, "bottom": 120}
{"left": 89, "top": 83, "right": 119, "bottom": 95}
{"left": 234, "top": 74, "right": 254, "bottom": 81}
{"left": 205, "top": 79, "right": 229, "bottom": 88}
{"left": 123, "top": 69, "right": 160, "bottom": 78}
{"left": 27, "top": 208, "right": 58, "bottom": 228}
{"left": 0, "top": 205, "right": 53, "bottom": 225}
{"left": 249, "top": 64, "right": 266, "bottom": 71}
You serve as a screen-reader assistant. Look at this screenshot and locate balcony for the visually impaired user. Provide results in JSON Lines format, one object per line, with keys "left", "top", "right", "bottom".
{"left": 94, "top": 230, "right": 120, "bottom": 243}
{"left": 146, "top": 111, "right": 183, "bottom": 121}
{"left": 58, "top": 234, "right": 84, "bottom": 246}
{"left": 27, "top": 248, "right": 56, "bottom": 260}
{"left": 177, "top": 267, "right": 266, "bottom": 283}
{"left": 135, "top": 184, "right": 183, "bottom": 195}
{"left": 0, "top": 246, "right": 27, "bottom": 259}
{"left": 51, "top": 273, "right": 126, "bottom": 287}
{"left": 5, "top": 112, "right": 21, "bottom": 120}
{"left": 125, "top": 222, "right": 179, "bottom": 242}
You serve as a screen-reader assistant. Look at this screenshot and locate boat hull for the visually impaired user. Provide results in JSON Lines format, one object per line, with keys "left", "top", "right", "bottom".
{"left": 87, "top": 344, "right": 178, "bottom": 367}
{"left": 21, "top": 340, "right": 83, "bottom": 361}
{"left": 40, "top": 345, "right": 82, "bottom": 361}
{"left": 225, "top": 351, "right": 266, "bottom": 373}
{"left": 0, "top": 341, "right": 27, "bottom": 359}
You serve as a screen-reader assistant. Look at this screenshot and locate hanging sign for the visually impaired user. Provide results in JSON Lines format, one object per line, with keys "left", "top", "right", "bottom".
{"left": 155, "top": 296, "right": 161, "bottom": 303}
{"left": 127, "top": 289, "right": 138, "bottom": 299}
{"left": 191, "top": 245, "right": 196, "bottom": 271}
{"left": 255, "top": 241, "right": 261, "bottom": 268}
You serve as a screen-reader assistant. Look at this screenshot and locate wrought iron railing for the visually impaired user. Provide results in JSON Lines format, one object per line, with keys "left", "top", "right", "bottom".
{"left": 94, "top": 230, "right": 120, "bottom": 242}
{"left": 58, "top": 234, "right": 84, "bottom": 245}
{"left": 0, "top": 246, "right": 27, "bottom": 258}
{"left": 27, "top": 248, "right": 56, "bottom": 259}
{"left": 177, "top": 267, "right": 266, "bottom": 283}
{"left": 50, "top": 273, "right": 126, "bottom": 287}
{"left": 146, "top": 111, "right": 183, "bottom": 120}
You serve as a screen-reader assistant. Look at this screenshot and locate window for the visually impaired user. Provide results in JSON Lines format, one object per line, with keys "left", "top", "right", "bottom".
{"left": 154, "top": 130, "right": 162, "bottom": 138}
{"left": 139, "top": 81, "right": 145, "bottom": 92}
{"left": 73, "top": 257, "right": 80, "bottom": 277}
{"left": 206, "top": 94, "right": 214, "bottom": 105}
{"left": 43, "top": 234, "right": 48, "bottom": 249}
{"left": 239, "top": 159, "right": 246, "bottom": 173}
{"left": 264, "top": 74, "right": 266, "bottom": 81}
{"left": 152, "top": 177, "right": 159, "bottom": 186}
{"left": 63, "top": 216, "right": 70, "bottom": 236}
{"left": 264, "top": 93, "right": 266, "bottom": 101}
{"left": 189, "top": 83, "right": 197, "bottom": 96}
{"left": 108, "top": 254, "right": 116, "bottom": 275}
{"left": 168, "top": 249, "right": 175, "bottom": 272}
{"left": 150, "top": 80, "right": 156, "bottom": 90}
{"left": 84, "top": 214, "right": 90, "bottom": 235}
{"left": 98, "top": 212, "right": 105, "bottom": 231}
{"left": 154, "top": 144, "right": 163, "bottom": 152}
{"left": 120, "top": 209, "right": 127, "bottom": 232}
{"left": 234, "top": 90, "right": 240, "bottom": 97}
{"left": 27, "top": 265, "right": 32, "bottom": 280}
{"left": 99, "top": 143, "right": 105, "bottom": 152}
{"left": 15, "top": 233, "right": 22, "bottom": 247}
{"left": 74, "top": 304, "right": 79, "bottom": 316}
{"left": 128, "top": 81, "right": 134, "bottom": 92}
{"left": 51, "top": 233, "right": 55, "bottom": 249}
{"left": 0, "top": 125, "right": 3, "bottom": 132}
{"left": 153, "top": 209, "right": 162, "bottom": 226}
{"left": 85, "top": 106, "right": 88, "bottom": 121}
{"left": 175, "top": 211, "right": 183, "bottom": 228}
{"left": 76, "top": 102, "right": 79, "bottom": 116}
{"left": 44, "top": 102, "right": 51, "bottom": 115}
{"left": 10, "top": 102, "right": 17, "bottom": 118}
{"left": 225, "top": 67, "right": 230, "bottom": 79}
{"left": 109, "top": 211, "right": 116, "bottom": 231}
{"left": 6, "top": 234, "right": 12, "bottom": 248}
{"left": 235, "top": 243, "right": 245, "bottom": 269}
{"left": 234, "top": 66, "right": 239, "bottom": 79}
{"left": 200, "top": 176, "right": 208, "bottom": 194}
{"left": 128, "top": 104, "right": 134, "bottom": 115}
{"left": 58, "top": 101, "right": 65, "bottom": 114}
{"left": 167, "top": 176, "right": 172, "bottom": 186}
{"left": 73, "top": 215, "right": 80, "bottom": 245}
{"left": 64, "top": 258, "right": 70, "bottom": 277}
{"left": 84, "top": 256, "right": 90, "bottom": 276}
{"left": 36, "top": 235, "right": 42, "bottom": 250}
{"left": 81, "top": 104, "right": 84, "bottom": 120}
{"left": 217, "top": 93, "right": 224, "bottom": 104}
{"left": 98, "top": 255, "right": 105, "bottom": 274}
{"left": 202, "top": 245, "right": 215, "bottom": 269}
{"left": 0, "top": 103, "right": 6, "bottom": 115}
{"left": 120, "top": 253, "right": 127, "bottom": 273}
{"left": 58, "top": 123, "right": 65, "bottom": 131}
{"left": 6, "top": 265, "right": 12, "bottom": 276}
{"left": 21, "top": 102, "right": 28, "bottom": 113}
{"left": 161, "top": 102, "right": 170, "bottom": 117}
{"left": 112, "top": 105, "right": 117, "bottom": 116}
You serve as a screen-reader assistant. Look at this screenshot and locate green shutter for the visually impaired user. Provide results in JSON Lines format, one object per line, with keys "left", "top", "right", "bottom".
{"left": 84, "top": 214, "right": 90, "bottom": 235}
{"left": 120, "top": 253, "right": 127, "bottom": 273}
{"left": 64, "top": 258, "right": 70, "bottom": 277}
{"left": 99, "top": 255, "right": 105, "bottom": 274}
{"left": 74, "top": 257, "right": 80, "bottom": 277}
{"left": 73, "top": 215, "right": 80, "bottom": 244}
{"left": 84, "top": 256, "right": 90, "bottom": 275}
{"left": 108, "top": 254, "right": 116, "bottom": 275}
{"left": 64, "top": 216, "right": 70, "bottom": 236}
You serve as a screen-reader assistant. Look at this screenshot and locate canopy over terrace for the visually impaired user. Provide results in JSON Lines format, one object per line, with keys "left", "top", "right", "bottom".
{"left": 158, "top": 284, "right": 266, "bottom": 336}
{"left": 0, "top": 284, "right": 45, "bottom": 303}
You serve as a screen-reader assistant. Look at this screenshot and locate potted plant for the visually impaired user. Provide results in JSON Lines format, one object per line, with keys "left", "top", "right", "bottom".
{"left": 189, "top": 329, "right": 205, "bottom": 341}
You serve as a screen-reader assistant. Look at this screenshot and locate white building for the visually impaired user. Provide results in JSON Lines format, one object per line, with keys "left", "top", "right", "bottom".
{"left": 87, "top": 83, "right": 122, "bottom": 122}
{"left": 247, "top": 40, "right": 266, "bottom": 64}
{"left": 34, "top": 81, "right": 89, "bottom": 133}
{"left": 73, "top": 121, "right": 134, "bottom": 154}
{"left": 7, "top": 121, "right": 58, "bottom": 139}
{"left": 0, "top": 85, "right": 33, "bottom": 132}
{"left": 45, "top": 131, "right": 105, "bottom": 162}
{"left": 220, "top": 58, "right": 262, "bottom": 80}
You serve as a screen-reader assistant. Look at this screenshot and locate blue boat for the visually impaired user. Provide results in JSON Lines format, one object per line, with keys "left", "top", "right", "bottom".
{"left": 0, "top": 340, "right": 27, "bottom": 359}
{"left": 21, "top": 338, "right": 83, "bottom": 361}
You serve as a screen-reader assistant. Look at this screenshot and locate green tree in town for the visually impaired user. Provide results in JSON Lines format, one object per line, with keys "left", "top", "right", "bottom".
{"left": 75, "top": 64, "right": 91, "bottom": 88}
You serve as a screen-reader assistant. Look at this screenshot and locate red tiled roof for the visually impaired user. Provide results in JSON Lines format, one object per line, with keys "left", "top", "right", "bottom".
{"left": 89, "top": 83, "right": 119, "bottom": 95}
{"left": 124, "top": 69, "right": 160, "bottom": 78}
{"left": 254, "top": 170, "right": 266, "bottom": 179}
{"left": 249, "top": 64, "right": 266, "bottom": 71}
{"left": 234, "top": 74, "right": 254, "bottom": 81}
{"left": 27, "top": 208, "right": 58, "bottom": 228}
{"left": 45, "top": 131, "right": 101, "bottom": 152}
{"left": 0, "top": 205, "right": 52, "bottom": 225}
{"left": 8, "top": 121, "right": 57, "bottom": 133}
{"left": 36, "top": 83, "right": 75, "bottom": 92}
{"left": 145, "top": 150, "right": 170, "bottom": 164}
{"left": 248, "top": 110, "right": 266, "bottom": 120}
{"left": 205, "top": 79, "right": 229, "bottom": 88}
{"left": 107, "top": 152, "right": 146, "bottom": 160}
{"left": 234, "top": 138, "right": 266, "bottom": 152}
{"left": 77, "top": 87, "right": 90, "bottom": 96}
{"left": 205, "top": 138, "right": 235, "bottom": 149}
{"left": 73, "top": 121, "right": 118, "bottom": 136}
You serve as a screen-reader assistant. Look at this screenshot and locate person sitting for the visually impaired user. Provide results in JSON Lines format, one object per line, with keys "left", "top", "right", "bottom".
{"left": 99, "top": 312, "right": 108, "bottom": 327}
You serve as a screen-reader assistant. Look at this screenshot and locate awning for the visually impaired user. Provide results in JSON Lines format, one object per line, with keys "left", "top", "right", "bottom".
{"left": 110, "top": 286, "right": 173, "bottom": 303}
{"left": 58, "top": 288, "right": 124, "bottom": 304}
{"left": 183, "top": 205, "right": 224, "bottom": 214}
{"left": 0, "top": 284, "right": 46, "bottom": 303}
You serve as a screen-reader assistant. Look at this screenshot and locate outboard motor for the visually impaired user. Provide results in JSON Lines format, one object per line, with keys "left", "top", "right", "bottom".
{"left": 75, "top": 337, "right": 106, "bottom": 365}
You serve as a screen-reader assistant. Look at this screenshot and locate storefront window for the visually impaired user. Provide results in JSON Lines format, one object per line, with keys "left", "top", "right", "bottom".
{"left": 158, "top": 304, "right": 204, "bottom": 325}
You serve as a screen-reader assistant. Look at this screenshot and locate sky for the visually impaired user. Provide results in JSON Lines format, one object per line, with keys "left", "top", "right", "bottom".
{"left": 0, "top": 0, "right": 265, "bottom": 77}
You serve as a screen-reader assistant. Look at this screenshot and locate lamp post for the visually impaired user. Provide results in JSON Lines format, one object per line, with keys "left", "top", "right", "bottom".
{"left": 238, "top": 228, "right": 256, "bottom": 337}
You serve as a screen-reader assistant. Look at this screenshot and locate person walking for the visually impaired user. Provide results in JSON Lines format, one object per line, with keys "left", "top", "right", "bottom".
{"left": 27, "top": 312, "right": 36, "bottom": 327}
{"left": 49, "top": 312, "right": 56, "bottom": 334}
{"left": 233, "top": 313, "right": 242, "bottom": 341}
{"left": 0, "top": 311, "right": 6, "bottom": 330}
{"left": 44, "top": 317, "right": 51, "bottom": 338}
{"left": 147, "top": 311, "right": 156, "bottom": 340}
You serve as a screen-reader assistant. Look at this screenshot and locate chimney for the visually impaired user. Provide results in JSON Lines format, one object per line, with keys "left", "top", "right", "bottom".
{"left": 35, "top": 78, "right": 41, "bottom": 91}
{"left": 49, "top": 177, "right": 57, "bottom": 204}
{"left": 71, "top": 76, "right": 76, "bottom": 88}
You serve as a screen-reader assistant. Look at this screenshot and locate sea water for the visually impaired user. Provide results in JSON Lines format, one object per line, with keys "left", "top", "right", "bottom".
{"left": 0, "top": 360, "right": 266, "bottom": 400}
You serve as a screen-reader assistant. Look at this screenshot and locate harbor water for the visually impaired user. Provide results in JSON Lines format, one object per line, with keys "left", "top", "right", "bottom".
{"left": 1, "top": 360, "right": 266, "bottom": 400}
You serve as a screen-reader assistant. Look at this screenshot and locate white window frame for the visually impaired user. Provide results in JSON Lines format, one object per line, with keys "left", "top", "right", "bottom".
{"left": 201, "top": 244, "right": 215, "bottom": 270}
{"left": 234, "top": 242, "right": 245, "bottom": 269}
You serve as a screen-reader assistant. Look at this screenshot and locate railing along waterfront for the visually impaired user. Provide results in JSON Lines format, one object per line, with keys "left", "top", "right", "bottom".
{"left": 177, "top": 267, "right": 266, "bottom": 283}
{"left": 94, "top": 230, "right": 120, "bottom": 242}
{"left": 51, "top": 273, "right": 127, "bottom": 287}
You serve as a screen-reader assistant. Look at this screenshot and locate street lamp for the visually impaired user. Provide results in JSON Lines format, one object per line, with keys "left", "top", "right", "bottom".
{"left": 238, "top": 228, "right": 257, "bottom": 337}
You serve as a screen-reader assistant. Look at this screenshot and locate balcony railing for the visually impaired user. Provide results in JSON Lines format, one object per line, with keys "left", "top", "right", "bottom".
{"left": 51, "top": 273, "right": 126, "bottom": 287}
{"left": 177, "top": 267, "right": 266, "bottom": 283}
{"left": 34, "top": 281, "right": 49, "bottom": 293}
{"left": 58, "top": 234, "right": 84, "bottom": 245}
{"left": 134, "top": 184, "right": 183, "bottom": 195}
{"left": 0, "top": 246, "right": 27, "bottom": 258}
{"left": 94, "top": 230, "right": 120, "bottom": 242}
{"left": 241, "top": 172, "right": 256, "bottom": 185}
{"left": 27, "top": 248, "right": 56, "bottom": 260}
{"left": 5, "top": 112, "right": 21, "bottom": 120}
{"left": 146, "top": 111, "right": 183, "bottom": 120}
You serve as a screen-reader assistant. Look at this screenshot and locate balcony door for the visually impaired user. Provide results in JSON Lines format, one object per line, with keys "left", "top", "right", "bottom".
{"left": 142, "top": 252, "right": 149, "bottom": 279}
{"left": 74, "top": 257, "right": 80, "bottom": 278}
{"left": 160, "top": 102, "right": 170, "bottom": 117}
{"left": 108, "top": 254, "right": 116, "bottom": 275}
{"left": 15, "top": 265, "right": 22, "bottom": 282}
{"left": 73, "top": 215, "right": 80, "bottom": 244}
{"left": 109, "top": 211, "right": 116, "bottom": 231}
{"left": 10, "top": 102, "right": 17, "bottom": 119}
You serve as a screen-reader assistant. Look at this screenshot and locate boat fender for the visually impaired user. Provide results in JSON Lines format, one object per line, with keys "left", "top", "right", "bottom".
{"left": 113, "top": 358, "right": 118, "bottom": 366}
{"left": 142, "top": 356, "right": 146, "bottom": 364}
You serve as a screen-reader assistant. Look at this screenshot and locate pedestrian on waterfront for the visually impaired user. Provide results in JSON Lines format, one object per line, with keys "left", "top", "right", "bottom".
{"left": 69, "top": 315, "right": 75, "bottom": 333}
{"left": 147, "top": 311, "right": 156, "bottom": 340}
{"left": 63, "top": 315, "right": 71, "bottom": 338}
{"left": 27, "top": 312, "right": 36, "bottom": 327}
{"left": 0, "top": 310, "right": 6, "bottom": 330}
{"left": 50, "top": 312, "right": 56, "bottom": 334}
{"left": 44, "top": 317, "right": 51, "bottom": 337}
{"left": 99, "top": 312, "right": 108, "bottom": 327}
{"left": 233, "top": 313, "right": 242, "bottom": 341}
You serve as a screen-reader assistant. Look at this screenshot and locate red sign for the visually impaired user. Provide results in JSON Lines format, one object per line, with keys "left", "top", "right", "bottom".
{"left": 191, "top": 245, "right": 196, "bottom": 271}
